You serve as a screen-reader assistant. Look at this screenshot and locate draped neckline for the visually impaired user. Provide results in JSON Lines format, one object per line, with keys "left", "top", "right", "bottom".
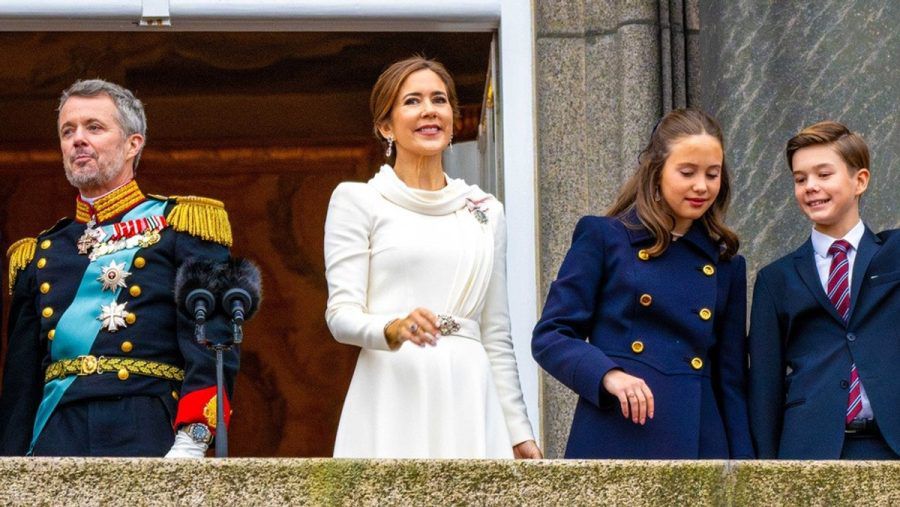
{"left": 369, "top": 164, "right": 481, "bottom": 216}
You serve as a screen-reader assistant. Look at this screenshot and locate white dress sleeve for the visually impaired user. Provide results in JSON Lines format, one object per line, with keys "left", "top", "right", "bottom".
{"left": 480, "top": 204, "right": 536, "bottom": 445}
{"left": 324, "top": 183, "right": 396, "bottom": 351}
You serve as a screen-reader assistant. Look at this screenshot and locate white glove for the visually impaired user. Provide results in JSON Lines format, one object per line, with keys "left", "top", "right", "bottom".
{"left": 164, "top": 429, "right": 209, "bottom": 458}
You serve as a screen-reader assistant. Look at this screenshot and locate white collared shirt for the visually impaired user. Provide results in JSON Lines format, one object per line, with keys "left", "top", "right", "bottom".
{"left": 810, "top": 220, "right": 873, "bottom": 421}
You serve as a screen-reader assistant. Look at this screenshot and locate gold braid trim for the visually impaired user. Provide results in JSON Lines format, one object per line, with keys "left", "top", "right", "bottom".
{"left": 7, "top": 238, "right": 36, "bottom": 294}
{"left": 167, "top": 196, "right": 233, "bottom": 247}
{"left": 75, "top": 180, "right": 145, "bottom": 223}
{"left": 44, "top": 355, "right": 185, "bottom": 383}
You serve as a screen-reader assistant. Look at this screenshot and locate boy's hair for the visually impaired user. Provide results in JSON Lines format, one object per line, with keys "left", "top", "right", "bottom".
{"left": 786, "top": 121, "right": 870, "bottom": 173}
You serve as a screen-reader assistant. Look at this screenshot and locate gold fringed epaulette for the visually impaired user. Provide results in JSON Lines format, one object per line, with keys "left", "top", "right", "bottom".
{"left": 7, "top": 237, "right": 36, "bottom": 294}
{"left": 167, "top": 196, "right": 233, "bottom": 247}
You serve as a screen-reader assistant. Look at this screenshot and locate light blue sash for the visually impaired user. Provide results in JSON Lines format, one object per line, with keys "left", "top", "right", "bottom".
{"left": 29, "top": 199, "right": 168, "bottom": 453}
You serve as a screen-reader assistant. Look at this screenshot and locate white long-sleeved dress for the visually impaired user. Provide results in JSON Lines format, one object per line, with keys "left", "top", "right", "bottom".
{"left": 324, "top": 165, "right": 534, "bottom": 458}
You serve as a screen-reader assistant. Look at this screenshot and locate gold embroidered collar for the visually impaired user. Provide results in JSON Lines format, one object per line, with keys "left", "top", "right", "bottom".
{"left": 75, "top": 180, "right": 146, "bottom": 223}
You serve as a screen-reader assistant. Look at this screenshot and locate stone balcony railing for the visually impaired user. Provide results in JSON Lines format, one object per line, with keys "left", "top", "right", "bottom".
{"left": 0, "top": 458, "right": 897, "bottom": 505}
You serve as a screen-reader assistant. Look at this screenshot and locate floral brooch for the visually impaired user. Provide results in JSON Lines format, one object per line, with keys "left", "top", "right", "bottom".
{"left": 465, "top": 197, "right": 490, "bottom": 224}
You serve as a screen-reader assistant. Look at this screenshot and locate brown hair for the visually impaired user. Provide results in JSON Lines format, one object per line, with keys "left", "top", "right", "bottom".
{"left": 785, "top": 120, "right": 870, "bottom": 174}
{"left": 370, "top": 56, "right": 460, "bottom": 161}
{"left": 607, "top": 108, "right": 739, "bottom": 260}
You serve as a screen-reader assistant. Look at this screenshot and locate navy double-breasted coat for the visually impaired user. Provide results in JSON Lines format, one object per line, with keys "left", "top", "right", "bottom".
{"left": 532, "top": 213, "right": 753, "bottom": 458}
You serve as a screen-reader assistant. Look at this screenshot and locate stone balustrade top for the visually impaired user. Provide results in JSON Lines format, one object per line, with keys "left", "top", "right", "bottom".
{"left": 0, "top": 458, "right": 897, "bottom": 506}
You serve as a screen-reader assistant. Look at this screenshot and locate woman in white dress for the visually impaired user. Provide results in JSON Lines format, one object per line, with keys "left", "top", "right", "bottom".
{"left": 324, "top": 56, "right": 541, "bottom": 459}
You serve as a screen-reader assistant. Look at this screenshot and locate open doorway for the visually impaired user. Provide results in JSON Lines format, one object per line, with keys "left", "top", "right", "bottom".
{"left": 0, "top": 32, "right": 496, "bottom": 456}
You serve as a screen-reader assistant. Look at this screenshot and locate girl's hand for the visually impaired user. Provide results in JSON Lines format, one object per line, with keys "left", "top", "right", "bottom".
{"left": 602, "top": 369, "right": 655, "bottom": 425}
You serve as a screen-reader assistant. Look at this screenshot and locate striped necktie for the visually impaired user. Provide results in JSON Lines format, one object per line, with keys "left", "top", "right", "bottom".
{"left": 827, "top": 240, "right": 861, "bottom": 423}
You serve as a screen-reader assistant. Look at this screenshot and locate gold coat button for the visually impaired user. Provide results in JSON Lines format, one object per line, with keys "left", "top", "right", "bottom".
{"left": 37, "top": 258, "right": 47, "bottom": 269}
{"left": 637, "top": 249, "right": 650, "bottom": 261}
{"left": 639, "top": 294, "right": 653, "bottom": 307}
{"left": 172, "top": 391, "right": 180, "bottom": 400}
{"left": 48, "top": 329, "right": 56, "bottom": 340}
{"left": 702, "top": 264, "right": 715, "bottom": 276}
{"left": 125, "top": 312, "right": 137, "bottom": 325}
{"left": 41, "top": 307, "right": 54, "bottom": 318}
{"left": 699, "top": 308, "right": 712, "bottom": 320}
{"left": 40, "top": 282, "right": 51, "bottom": 294}
{"left": 117, "top": 368, "right": 130, "bottom": 381}
{"left": 121, "top": 341, "right": 133, "bottom": 353}
{"left": 133, "top": 257, "right": 146, "bottom": 269}
{"left": 129, "top": 285, "right": 142, "bottom": 297}
{"left": 631, "top": 340, "right": 644, "bottom": 354}
{"left": 40, "top": 239, "right": 52, "bottom": 250}
{"left": 691, "top": 357, "right": 704, "bottom": 370}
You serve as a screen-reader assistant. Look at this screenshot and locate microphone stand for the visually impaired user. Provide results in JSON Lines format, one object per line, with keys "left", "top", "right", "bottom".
{"left": 190, "top": 303, "right": 234, "bottom": 458}
{"left": 211, "top": 288, "right": 251, "bottom": 457}
{"left": 213, "top": 342, "right": 229, "bottom": 458}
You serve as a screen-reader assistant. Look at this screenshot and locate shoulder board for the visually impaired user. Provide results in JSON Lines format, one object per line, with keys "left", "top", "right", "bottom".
{"left": 39, "top": 217, "right": 73, "bottom": 237}
{"left": 147, "top": 193, "right": 169, "bottom": 202}
{"left": 166, "top": 195, "right": 232, "bottom": 247}
{"left": 7, "top": 237, "right": 36, "bottom": 294}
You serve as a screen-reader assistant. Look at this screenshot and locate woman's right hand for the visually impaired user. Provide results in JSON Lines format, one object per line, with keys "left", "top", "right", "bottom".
{"left": 384, "top": 307, "right": 441, "bottom": 349}
{"left": 601, "top": 369, "right": 654, "bottom": 425}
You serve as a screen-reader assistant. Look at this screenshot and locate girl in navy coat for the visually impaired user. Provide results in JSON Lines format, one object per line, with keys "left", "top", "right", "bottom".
{"left": 532, "top": 109, "right": 754, "bottom": 458}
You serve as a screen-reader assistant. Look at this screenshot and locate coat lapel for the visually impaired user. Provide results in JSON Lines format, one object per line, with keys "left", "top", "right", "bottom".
{"left": 620, "top": 210, "right": 720, "bottom": 262}
{"left": 793, "top": 239, "right": 845, "bottom": 326}
{"left": 681, "top": 223, "right": 720, "bottom": 262}
{"left": 848, "top": 226, "right": 882, "bottom": 322}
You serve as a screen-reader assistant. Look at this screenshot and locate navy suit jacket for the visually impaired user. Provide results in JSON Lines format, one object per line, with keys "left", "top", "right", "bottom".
{"left": 533, "top": 214, "right": 753, "bottom": 458}
{"left": 748, "top": 226, "right": 900, "bottom": 459}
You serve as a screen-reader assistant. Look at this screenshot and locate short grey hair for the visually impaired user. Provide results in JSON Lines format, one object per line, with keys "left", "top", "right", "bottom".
{"left": 58, "top": 79, "right": 148, "bottom": 171}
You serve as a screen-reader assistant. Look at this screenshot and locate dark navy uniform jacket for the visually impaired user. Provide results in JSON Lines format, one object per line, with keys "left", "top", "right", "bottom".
{"left": 0, "top": 182, "right": 238, "bottom": 456}
{"left": 749, "top": 227, "right": 900, "bottom": 458}
{"left": 532, "top": 213, "right": 754, "bottom": 458}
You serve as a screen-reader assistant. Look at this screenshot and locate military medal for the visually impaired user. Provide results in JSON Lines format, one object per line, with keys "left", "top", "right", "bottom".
{"left": 98, "top": 260, "right": 131, "bottom": 291}
{"left": 98, "top": 301, "right": 129, "bottom": 332}
{"left": 88, "top": 215, "right": 168, "bottom": 261}
{"left": 77, "top": 217, "right": 105, "bottom": 255}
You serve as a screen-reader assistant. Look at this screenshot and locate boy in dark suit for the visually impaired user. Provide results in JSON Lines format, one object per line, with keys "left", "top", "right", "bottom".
{"left": 749, "top": 121, "right": 899, "bottom": 459}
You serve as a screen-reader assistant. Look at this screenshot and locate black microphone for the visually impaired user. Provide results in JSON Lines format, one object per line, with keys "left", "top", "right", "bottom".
{"left": 175, "top": 258, "right": 225, "bottom": 344}
{"left": 216, "top": 258, "right": 262, "bottom": 344}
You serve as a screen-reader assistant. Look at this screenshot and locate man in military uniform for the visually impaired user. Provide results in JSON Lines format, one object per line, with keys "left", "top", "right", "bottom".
{"left": 0, "top": 79, "right": 238, "bottom": 457}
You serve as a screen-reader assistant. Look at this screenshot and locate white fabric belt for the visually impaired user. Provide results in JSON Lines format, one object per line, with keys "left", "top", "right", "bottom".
{"left": 443, "top": 315, "right": 481, "bottom": 342}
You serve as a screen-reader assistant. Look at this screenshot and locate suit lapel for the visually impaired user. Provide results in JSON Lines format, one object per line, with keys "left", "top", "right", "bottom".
{"left": 793, "top": 239, "right": 845, "bottom": 326}
{"left": 849, "top": 226, "right": 882, "bottom": 322}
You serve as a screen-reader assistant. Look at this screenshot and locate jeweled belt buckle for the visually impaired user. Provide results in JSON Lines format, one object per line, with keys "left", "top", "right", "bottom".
{"left": 77, "top": 355, "right": 99, "bottom": 375}
{"left": 436, "top": 314, "right": 461, "bottom": 336}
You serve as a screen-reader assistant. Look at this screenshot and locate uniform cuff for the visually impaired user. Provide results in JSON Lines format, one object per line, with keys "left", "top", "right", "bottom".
{"left": 174, "top": 386, "right": 231, "bottom": 435}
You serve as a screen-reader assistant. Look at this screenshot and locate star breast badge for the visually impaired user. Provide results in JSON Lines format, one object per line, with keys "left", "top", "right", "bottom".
{"left": 98, "top": 260, "right": 132, "bottom": 291}
{"left": 98, "top": 301, "right": 129, "bottom": 332}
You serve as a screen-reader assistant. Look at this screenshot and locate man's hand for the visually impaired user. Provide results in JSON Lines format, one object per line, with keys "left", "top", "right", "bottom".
{"left": 164, "top": 429, "right": 208, "bottom": 458}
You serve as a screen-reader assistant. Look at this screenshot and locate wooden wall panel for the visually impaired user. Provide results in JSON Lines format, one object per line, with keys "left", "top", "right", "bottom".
{"left": 0, "top": 143, "right": 380, "bottom": 456}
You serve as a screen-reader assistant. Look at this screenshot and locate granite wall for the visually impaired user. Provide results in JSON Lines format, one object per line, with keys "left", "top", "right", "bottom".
{"left": 535, "top": 0, "right": 897, "bottom": 456}
{"left": 535, "top": 0, "right": 702, "bottom": 458}
{"left": 701, "top": 1, "right": 899, "bottom": 277}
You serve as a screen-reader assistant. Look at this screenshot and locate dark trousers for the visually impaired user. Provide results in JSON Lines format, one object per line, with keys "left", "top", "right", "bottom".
{"left": 840, "top": 433, "right": 899, "bottom": 460}
{"left": 32, "top": 396, "right": 175, "bottom": 457}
